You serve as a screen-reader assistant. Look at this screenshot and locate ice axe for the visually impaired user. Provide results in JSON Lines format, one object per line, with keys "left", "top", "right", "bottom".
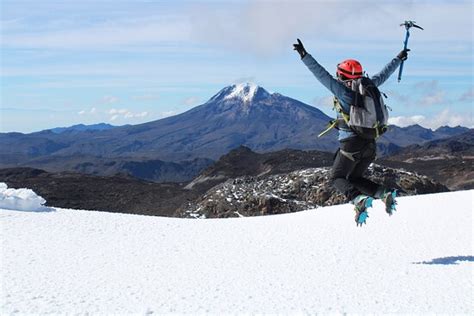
{"left": 398, "top": 20, "right": 423, "bottom": 82}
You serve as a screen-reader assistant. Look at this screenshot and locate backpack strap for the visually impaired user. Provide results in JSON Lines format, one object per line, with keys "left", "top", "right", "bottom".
{"left": 318, "top": 97, "right": 350, "bottom": 138}
{"left": 333, "top": 97, "right": 350, "bottom": 124}
{"left": 318, "top": 119, "right": 338, "bottom": 138}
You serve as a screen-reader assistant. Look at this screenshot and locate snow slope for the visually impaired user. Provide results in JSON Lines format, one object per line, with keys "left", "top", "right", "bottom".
{"left": 1, "top": 190, "right": 473, "bottom": 314}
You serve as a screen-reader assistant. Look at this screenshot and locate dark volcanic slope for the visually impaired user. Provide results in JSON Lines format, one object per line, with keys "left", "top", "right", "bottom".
{"left": 4, "top": 154, "right": 214, "bottom": 183}
{"left": 0, "top": 168, "right": 197, "bottom": 216}
{"left": 185, "top": 146, "right": 334, "bottom": 191}
{"left": 380, "top": 130, "right": 474, "bottom": 190}
{"left": 0, "top": 141, "right": 455, "bottom": 218}
{"left": 0, "top": 148, "right": 335, "bottom": 215}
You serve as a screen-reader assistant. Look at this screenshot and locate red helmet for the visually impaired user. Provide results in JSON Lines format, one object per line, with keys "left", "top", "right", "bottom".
{"left": 337, "top": 59, "right": 363, "bottom": 79}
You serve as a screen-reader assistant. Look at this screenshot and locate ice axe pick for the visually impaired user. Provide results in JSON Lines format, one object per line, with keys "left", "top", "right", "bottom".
{"left": 398, "top": 20, "right": 423, "bottom": 82}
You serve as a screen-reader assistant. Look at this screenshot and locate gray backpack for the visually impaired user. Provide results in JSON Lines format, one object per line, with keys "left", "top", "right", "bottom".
{"left": 319, "top": 77, "right": 389, "bottom": 139}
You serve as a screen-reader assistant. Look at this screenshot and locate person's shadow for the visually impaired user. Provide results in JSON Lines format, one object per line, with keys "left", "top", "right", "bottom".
{"left": 413, "top": 256, "right": 474, "bottom": 265}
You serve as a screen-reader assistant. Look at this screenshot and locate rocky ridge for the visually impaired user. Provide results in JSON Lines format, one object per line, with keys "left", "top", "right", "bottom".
{"left": 176, "top": 164, "right": 448, "bottom": 218}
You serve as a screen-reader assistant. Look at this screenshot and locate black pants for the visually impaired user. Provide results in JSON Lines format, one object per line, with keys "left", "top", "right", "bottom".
{"left": 330, "top": 136, "right": 385, "bottom": 201}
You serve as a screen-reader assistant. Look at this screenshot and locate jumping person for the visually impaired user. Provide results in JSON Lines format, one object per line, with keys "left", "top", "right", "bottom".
{"left": 293, "top": 38, "right": 409, "bottom": 226}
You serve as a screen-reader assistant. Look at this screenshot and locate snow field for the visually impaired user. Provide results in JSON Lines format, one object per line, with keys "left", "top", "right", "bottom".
{"left": 1, "top": 190, "right": 473, "bottom": 314}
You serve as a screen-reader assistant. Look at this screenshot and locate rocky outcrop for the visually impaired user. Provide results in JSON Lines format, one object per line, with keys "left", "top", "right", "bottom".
{"left": 185, "top": 146, "right": 333, "bottom": 192}
{"left": 176, "top": 164, "right": 448, "bottom": 218}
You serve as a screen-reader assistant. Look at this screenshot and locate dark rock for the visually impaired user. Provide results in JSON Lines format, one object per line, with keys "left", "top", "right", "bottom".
{"left": 176, "top": 164, "right": 448, "bottom": 218}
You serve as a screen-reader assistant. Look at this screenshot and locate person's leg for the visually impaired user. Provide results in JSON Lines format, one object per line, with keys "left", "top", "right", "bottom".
{"left": 330, "top": 136, "right": 369, "bottom": 201}
{"left": 331, "top": 149, "right": 360, "bottom": 201}
{"left": 346, "top": 140, "right": 386, "bottom": 198}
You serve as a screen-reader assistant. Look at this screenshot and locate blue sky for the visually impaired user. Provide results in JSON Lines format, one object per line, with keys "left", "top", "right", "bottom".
{"left": 1, "top": 0, "right": 472, "bottom": 133}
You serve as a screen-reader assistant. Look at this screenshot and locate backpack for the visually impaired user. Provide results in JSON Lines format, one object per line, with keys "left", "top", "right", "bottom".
{"left": 319, "top": 77, "right": 389, "bottom": 139}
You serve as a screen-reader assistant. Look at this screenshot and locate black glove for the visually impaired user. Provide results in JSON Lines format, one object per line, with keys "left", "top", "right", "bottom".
{"left": 293, "top": 38, "right": 307, "bottom": 59}
{"left": 397, "top": 48, "right": 410, "bottom": 61}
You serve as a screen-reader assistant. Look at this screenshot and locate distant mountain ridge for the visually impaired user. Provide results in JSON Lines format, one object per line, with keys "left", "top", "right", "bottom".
{"left": 49, "top": 123, "right": 117, "bottom": 134}
{"left": 0, "top": 83, "right": 471, "bottom": 180}
{"left": 380, "top": 130, "right": 474, "bottom": 190}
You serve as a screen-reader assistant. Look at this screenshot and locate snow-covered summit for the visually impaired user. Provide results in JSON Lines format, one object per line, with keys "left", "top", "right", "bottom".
{"left": 224, "top": 83, "right": 269, "bottom": 102}
{"left": 209, "top": 82, "right": 271, "bottom": 103}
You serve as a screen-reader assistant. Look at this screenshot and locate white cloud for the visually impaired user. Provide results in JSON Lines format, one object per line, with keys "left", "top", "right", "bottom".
{"left": 109, "top": 108, "right": 127, "bottom": 115}
{"left": 233, "top": 77, "right": 256, "bottom": 84}
{"left": 419, "top": 90, "right": 445, "bottom": 106}
{"left": 414, "top": 80, "right": 439, "bottom": 92}
{"left": 389, "top": 115, "right": 426, "bottom": 127}
{"left": 159, "top": 110, "right": 179, "bottom": 118}
{"left": 182, "top": 96, "right": 200, "bottom": 106}
{"left": 389, "top": 109, "right": 473, "bottom": 129}
{"left": 312, "top": 96, "right": 333, "bottom": 109}
{"left": 188, "top": 1, "right": 473, "bottom": 56}
{"left": 132, "top": 94, "right": 159, "bottom": 101}
{"left": 124, "top": 111, "right": 148, "bottom": 119}
{"left": 109, "top": 108, "right": 148, "bottom": 121}
{"left": 102, "top": 96, "right": 119, "bottom": 104}
{"left": 2, "top": 16, "right": 192, "bottom": 50}
{"left": 388, "top": 80, "right": 447, "bottom": 107}
{"left": 385, "top": 90, "right": 411, "bottom": 105}
{"left": 459, "top": 86, "right": 474, "bottom": 102}
{"left": 78, "top": 107, "right": 97, "bottom": 116}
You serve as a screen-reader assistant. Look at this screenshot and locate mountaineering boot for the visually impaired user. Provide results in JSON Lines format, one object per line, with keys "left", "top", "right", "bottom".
{"left": 382, "top": 189, "right": 398, "bottom": 216}
{"left": 352, "top": 195, "right": 374, "bottom": 226}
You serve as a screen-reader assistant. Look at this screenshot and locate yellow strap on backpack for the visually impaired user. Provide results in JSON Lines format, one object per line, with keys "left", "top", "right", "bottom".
{"left": 318, "top": 119, "right": 338, "bottom": 138}
{"left": 317, "top": 97, "right": 350, "bottom": 138}
{"left": 333, "top": 97, "right": 350, "bottom": 124}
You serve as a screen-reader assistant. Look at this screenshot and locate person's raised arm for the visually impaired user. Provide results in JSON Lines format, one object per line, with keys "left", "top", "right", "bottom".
{"left": 371, "top": 49, "right": 408, "bottom": 87}
{"left": 294, "top": 39, "right": 354, "bottom": 110}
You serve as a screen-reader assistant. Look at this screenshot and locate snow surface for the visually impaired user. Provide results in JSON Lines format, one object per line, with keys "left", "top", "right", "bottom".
{"left": 1, "top": 190, "right": 473, "bottom": 314}
{"left": 0, "top": 183, "right": 49, "bottom": 212}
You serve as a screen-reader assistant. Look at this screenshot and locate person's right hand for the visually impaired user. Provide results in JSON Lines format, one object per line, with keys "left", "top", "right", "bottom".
{"left": 293, "top": 38, "right": 307, "bottom": 59}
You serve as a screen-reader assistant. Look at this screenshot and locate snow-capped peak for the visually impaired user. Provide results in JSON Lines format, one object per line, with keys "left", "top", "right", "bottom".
{"left": 207, "top": 83, "right": 272, "bottom": 104}
{"left": 218, "top": 82, "right": 270, "bottom": 102}
{"left": 224, "top": 83, "right": 258, "bottom": 102}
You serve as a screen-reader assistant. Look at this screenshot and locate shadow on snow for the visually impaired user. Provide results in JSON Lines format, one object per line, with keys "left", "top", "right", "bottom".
{"left": 413, "top": 256, "right": 474, "bottom": 265}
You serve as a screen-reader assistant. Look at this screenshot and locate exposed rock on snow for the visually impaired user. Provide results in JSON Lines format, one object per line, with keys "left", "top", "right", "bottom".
{"left": 177, "top": 164, "right": 448, "bottom": 218}
{"left": 0, "top": 182, "right": 50, "bottom": 212}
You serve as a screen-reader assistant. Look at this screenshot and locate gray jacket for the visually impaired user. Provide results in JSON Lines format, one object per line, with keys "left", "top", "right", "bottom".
{"left": 302, "top": 54, "right": 402, "bottom": 141}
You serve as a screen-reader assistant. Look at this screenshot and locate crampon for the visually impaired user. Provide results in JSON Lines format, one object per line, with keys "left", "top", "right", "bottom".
{"left": 353, "top": 195, "right": 374, "bottom": 227}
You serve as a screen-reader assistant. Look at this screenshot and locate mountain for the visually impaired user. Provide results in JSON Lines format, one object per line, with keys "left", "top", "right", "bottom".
{"left": 0, "top": 83, "right": 337, "bottom": 162}
{"left": 0, "top": 83, "right": 470, "bottom": 177}
{"left": 49, "top": 123, "right": 117, "bottom": 134}
{"left": 54, "top": 83, "right": 337, "bottom": 160}
{"left": 2, "top": 188, "right": 472, "bottom": 313}
{"left": 379, "top": 124, "right": 469, "bottom": 150}
{"left": 434, "top": 125, "right": 470, "bottom": 138}
{"left": 379, "top": 130, "right": 474, "bottom": 190}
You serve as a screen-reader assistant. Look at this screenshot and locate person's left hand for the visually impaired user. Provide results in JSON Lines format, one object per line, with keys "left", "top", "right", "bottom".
{"left": 397, "top": 48, "right": 410, "bottom": 61}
